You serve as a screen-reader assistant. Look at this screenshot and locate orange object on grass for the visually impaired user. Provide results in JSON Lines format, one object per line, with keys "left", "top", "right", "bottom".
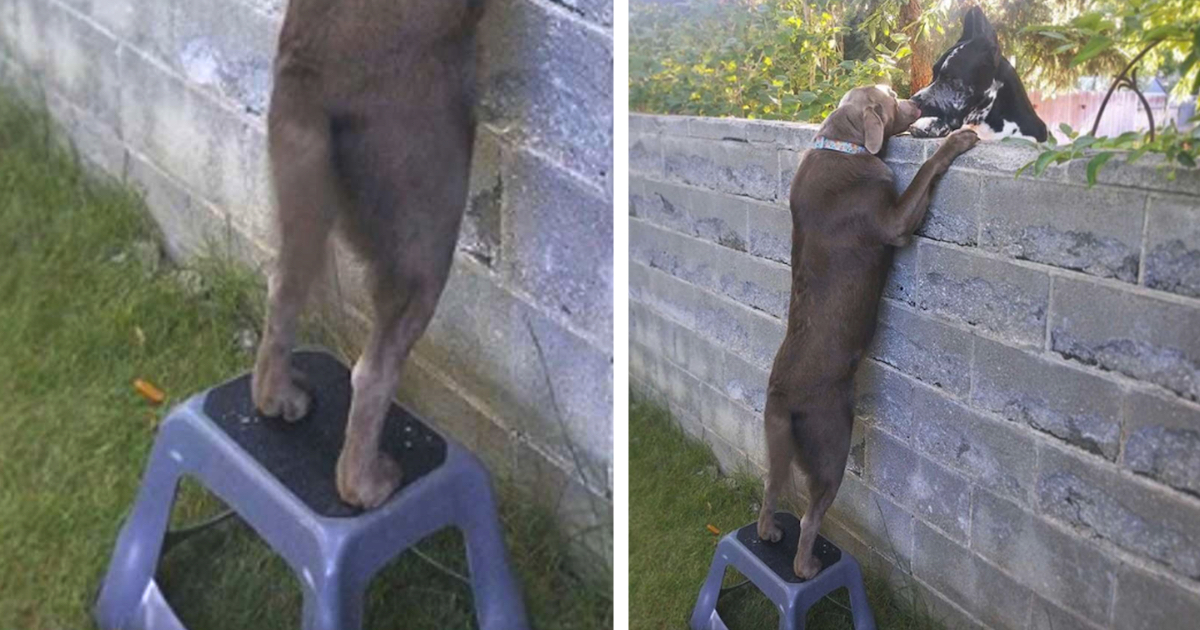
{"left": 706, "top": 524, "right": 721, "bottom": 535}
{"left": 133, "top": 379, "right": 165, "bottom": 405}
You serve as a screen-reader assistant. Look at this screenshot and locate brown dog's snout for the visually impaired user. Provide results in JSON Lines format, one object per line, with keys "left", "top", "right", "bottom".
{"left": 898, "top": 99, "right": 922, "bottom": 126}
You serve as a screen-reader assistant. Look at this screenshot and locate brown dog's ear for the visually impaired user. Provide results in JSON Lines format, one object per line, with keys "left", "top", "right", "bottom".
{"left": 863, "top": 104, "right": 885, "bottom": 154}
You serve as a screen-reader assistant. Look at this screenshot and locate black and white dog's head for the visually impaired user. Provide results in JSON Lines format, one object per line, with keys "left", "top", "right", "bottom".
{"left": 909, "top": 7, "right": 1047, "bottom": 141}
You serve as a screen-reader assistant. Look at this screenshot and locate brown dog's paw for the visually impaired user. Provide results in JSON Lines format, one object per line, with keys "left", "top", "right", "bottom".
{"left": 793, "top": 552, "right": 822, "bottom": 580}
{"left": 757, "top": 513, "right": 783, "bottom": 543}
{"left": 945, "top": 127, "right": 980, "bottom": 153}
{"left": 252, "top": 368, "right": 311, "bottom": 422}
{"left": 336, "top": 452, "right": 403, "bottom": 509}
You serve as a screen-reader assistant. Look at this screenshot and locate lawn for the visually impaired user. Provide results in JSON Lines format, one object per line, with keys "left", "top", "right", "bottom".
{"left": 629, "top": 395, "right": 943, "bottom": 630}
{"left": 0, "top": 91, "right": 610, "bottom": 630}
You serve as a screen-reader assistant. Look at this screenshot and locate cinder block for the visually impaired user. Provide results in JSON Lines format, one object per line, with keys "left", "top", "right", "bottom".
{"left": 1124, "top": 390, "right": 1200, "bottom": 496}
{"left": 38, "top": 0, "right": 122, "bottom": 132}
{"left": 972, "top": 337, "right": 1122, "bottom": 460}
{"left": 882, "top": 136, "right": 928, "bottom": 164}
{"left": 854, "top": 360, "right": 915, "bottom": 440}
{"left": 630, "top": 261, "right": 784, "bottom": 371}
{"left": 1028, "top": 596, "right": 1104, "bottom": 630}
{"left": 633, "top": 220, "right": 789, "bottom": 318}
{"left": 970, "top": 489, "right": 1116, "bottom": 626}
{"left": 687, "top": 116, "right": 753, "bottom": 142}
{"left": 743, "top": 119, "right": 815, "bottom": 148}
{"left": 1050, "top": 276, "right": 1200, "bottom": 402}
{"left": 829, "top": 473, "right": 914, "bottom": 568}
{"left": 912, "top": 385, "right": 1037, "bottom": 504}
{"left": 632, "top": 297, "right": 727, "bottom": 391}
{"left": 778, "top": 148, "right": 802, "bottom": 201}
{"left": 891, "top": 165, "right": 982, "bottom": 246}
{"left": 918, "top": 241, "right": 1050, "bottom": 346}
{"left": 125, "top": 152, "right": 234, "bottom": 261}
{"left": 688, "top": 190, "right": 755, "bottom": 252}
{"left": 88, "top": 0, "right": 175, "bottom": 63}
{"left": 397, "top": 354, "right": 512, "bottom": 472}
{"left": 885, "top": 243, "right": 918, "bottom": 305}
{"left": 955, "top": 140, "right": 1058, "bottom": 175}
{"left": 461, "top": 128, "right": 503, "bottom": 267}
{"left": 913, "top": 520, "right": 1032, "bottom": 630}
{"left": 721, "top": 349, "right": 769, "bottom": 414}
{"left": 417, "top": 260, "right": 612, "bottom": 481}
{"left": 45, "top": 89, "right": 125, "bottom": 181}
{"left": 478, "top": 0, "right": 612, "bottom": 188}
{"left": 629, "top": 132, "right": 663, "bottom": 178}
{"left": 628, "top": 113, "right": 664, "bottom": 135}
{"left": 662, "top": 135, "right": 778, "bottom": 201}
{"left": 980, "top": 176, "right": 1145, "bottom": 282}
{"left": 502, "top": 147, "right": 611, "bottom": 343}
{"left": 636, "top": 180, "right": 750, "bottom": 252}
{"left": 170, "top": 0, "right": 279, "bottom": 117}
{"left": 866, "top": 428, "right": 971, "bottom": 542}
{"left": 1113, "top": 564, "right": 1200, "bottom": 630}
{"left": 10, "top": 0, "right": 45, "bottom": 69}
{"left": 119, "top": 47, "right": 270, "bottom": 236}
{"left": 1144, "top": 194, "right": 1200, "bottom": 299}
{"left": 540, "top": 0, "right": 611, "bottom": 27}
{"left": 746, "top": 200, "right": 791, "bottom": 264}
{"left": 1036, "top": 445, "right": 1200, "bottom": 580}
{"left": 1065, "top": 153, "right": 1200, "bottom": 199}
{"left": 870, "top": 301, "right": 974, "bottom": 398}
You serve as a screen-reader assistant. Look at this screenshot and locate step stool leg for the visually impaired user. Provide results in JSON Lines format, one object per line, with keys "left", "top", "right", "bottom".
{"left": 459, "top": 468, "right": 530, "bottom": 630}
{"left": 94, "top": 437, "right": 185, "bottom": 629}
{"left": 780, "top": 600, "right": 806, "bottom": 630}
{"left": 301, "top": 571, "right": 366, "bottom": 630}
{"left": 688, "top": 540, "right": 730, "bottom": 630}
{"left": 842, "top": 558, "right": 877, "bottom": 630}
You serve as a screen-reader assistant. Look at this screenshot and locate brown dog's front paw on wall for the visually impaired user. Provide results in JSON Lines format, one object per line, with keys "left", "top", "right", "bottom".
{"left": 942, "top": 127, "right": 980, "bottom": 156}
{"left": 336, "top": 451, "right": 403, "bottom": 509}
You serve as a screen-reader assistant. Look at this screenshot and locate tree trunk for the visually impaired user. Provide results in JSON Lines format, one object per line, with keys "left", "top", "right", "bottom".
{"left": 900, "top": 0, "right": 933, "bottom": 93}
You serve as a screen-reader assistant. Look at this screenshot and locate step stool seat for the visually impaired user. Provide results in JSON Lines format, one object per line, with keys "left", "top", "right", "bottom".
{"left": 94, "top": 350, "right": 529, "bottom": 630}
{"left": 689, "top": 512, "right": 876, "bottom": 630}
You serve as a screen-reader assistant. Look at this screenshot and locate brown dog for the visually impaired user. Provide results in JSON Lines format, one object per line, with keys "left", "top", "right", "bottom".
{"left": 252, "top": 0, "right": 483, "bottom": 508}
{"left": 757, "top": 86, "right": 978, "bottom": 578}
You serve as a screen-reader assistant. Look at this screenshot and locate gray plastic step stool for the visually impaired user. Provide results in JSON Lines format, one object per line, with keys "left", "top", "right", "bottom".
{"left": 94, "top": 349, "right": 529, "bottom": 630}
{"left": 689, "top": 512, "right": 876, "bottom": 630}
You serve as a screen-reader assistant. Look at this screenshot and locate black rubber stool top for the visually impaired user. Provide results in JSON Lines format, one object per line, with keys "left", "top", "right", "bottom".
{"left": 735, "top": 512, "right": 842, "bottom": 583}
{"left": 201, "top": 350, "right": 447, "bottom": 518}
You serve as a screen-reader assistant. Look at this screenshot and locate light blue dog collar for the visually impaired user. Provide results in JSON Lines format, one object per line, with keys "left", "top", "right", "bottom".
{"left": 812, "top": 137, "right": 871, "bottom": 155}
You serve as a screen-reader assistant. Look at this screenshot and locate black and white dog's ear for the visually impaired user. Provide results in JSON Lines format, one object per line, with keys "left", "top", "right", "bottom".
{"left": 960, "top": 6, "right": 995, "bottom": 42}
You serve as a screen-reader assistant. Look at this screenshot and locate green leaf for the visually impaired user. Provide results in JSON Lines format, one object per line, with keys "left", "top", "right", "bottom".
{"left": 1033, "top": 150, "right": 1060, "bottom": 177}
{"left": 1143, "top": 24, "right": 1182, "bottom": 41}
{"left": 1039, "top": 30, "right": 1070, "bottom": 41}
{"left": 1071, "top": 36, "right": 1113, "bottom": 67}
{"left": 1001, "top": 136, "right": 1038, "bottom": 149}
{"left": 1073, "top": 136, "right": 1098, "bottom": 150}
{"left": 1178, "top": 152, "right": 1197, "bottom": 168}
{"left": 798, "top": 91, "right": 818, "bottom": 104}
{"left": 1086, "top": 152, "right": 1114, "bottom": 186}
{"left": 1059, "top": 123, "right": 1078, "bottom": 139}
{"left": 1046, "top": 133, "right": 1058, "bottom": 148}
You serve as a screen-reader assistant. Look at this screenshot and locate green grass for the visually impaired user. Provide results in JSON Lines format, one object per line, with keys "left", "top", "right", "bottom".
{"left": 629, "top": 395, "right": 944, "bottom": 630}
{"left": 0, "top": 91, "right": 609, "bottom": 630}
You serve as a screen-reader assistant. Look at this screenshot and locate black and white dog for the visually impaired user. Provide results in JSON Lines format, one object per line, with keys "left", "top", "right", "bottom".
{"left": 909, "top": 6, "right": 1048, "bottom": 141}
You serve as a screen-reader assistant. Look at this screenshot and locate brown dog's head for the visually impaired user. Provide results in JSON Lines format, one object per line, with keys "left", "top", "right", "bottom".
{"left": 819, "top": 85, "right": 922, "bottom": 154}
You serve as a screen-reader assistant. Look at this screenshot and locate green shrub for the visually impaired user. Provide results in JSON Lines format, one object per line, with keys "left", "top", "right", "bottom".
{"left": 630, "top": 0, "right": 909, "bottom": 122}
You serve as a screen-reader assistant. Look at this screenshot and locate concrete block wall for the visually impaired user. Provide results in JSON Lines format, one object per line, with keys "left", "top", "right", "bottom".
{"left": 630, "top": 113, "right": 1200, "bottom": 629}
{"left": 0, "top": 0, "right": 612, "bottom": 568}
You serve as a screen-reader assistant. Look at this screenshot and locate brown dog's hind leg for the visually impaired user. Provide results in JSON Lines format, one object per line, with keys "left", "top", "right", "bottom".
{"left": 252, "top": 81, "right": 338, "bottom": 422}
{"left": 332, "top": 114, "right": 469, "bottom": 509}
{"left": 792, "top": 402, "right": 851, "bottom": 579}
{"left": 757, "top": 396, "right": 795, "bottom": 542}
